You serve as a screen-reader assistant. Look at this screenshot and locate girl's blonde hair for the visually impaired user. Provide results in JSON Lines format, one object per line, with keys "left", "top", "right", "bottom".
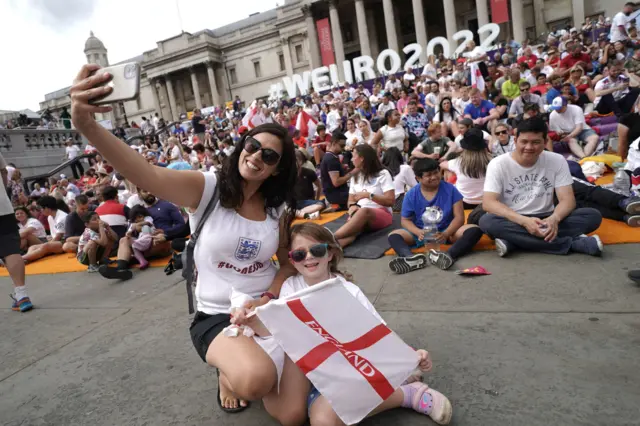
{"left": 289, "top": 223, "right": 353, "bottom": 281}
{"left": 459, "top": 149, "right": 492, "bottom": 179}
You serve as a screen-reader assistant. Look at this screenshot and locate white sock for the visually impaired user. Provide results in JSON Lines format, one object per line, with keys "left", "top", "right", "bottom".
{"left": 14, "top": 285, "right": 28, "bottom": 300}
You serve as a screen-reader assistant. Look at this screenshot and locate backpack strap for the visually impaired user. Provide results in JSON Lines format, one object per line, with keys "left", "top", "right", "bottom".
{"left": 185, "top": 172, "right": 220, "bottom": 314}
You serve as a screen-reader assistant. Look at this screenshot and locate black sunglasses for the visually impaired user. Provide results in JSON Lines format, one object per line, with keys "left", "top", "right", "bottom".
{"left": 289, "top": 243, "right": 329, "bottom": 263}
{"left": 496, "top": 130, "right": 508, "bottom": 135}
{"left": 243, "top": 137, "right": 281, "bottom": 166}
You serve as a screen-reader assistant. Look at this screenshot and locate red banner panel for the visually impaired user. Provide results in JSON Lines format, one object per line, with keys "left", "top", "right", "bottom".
{"left": 490, "top": 0, "right": 509, "bottom": 24}
{"left": 316, "top": 18, "right": 335, "bottom": 67}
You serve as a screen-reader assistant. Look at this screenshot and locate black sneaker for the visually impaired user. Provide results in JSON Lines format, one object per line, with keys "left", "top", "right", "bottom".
{"left": 98, "top": 265, "right": 133, "bottom": 281}
{"left": 629, "top": 270, "right": 640, "bottom": 284}
{"left": 428, "top": 250, "right": 454, "bottom": 270}
{"left": 569, "top": 235, "right": 603, "bottom": 257}
{"left": 388, "top": 254, "right": 428, "bottom": 274}
{"left": 624, "top": 215, "right": 640, "bottom": 227}
{"left": 621, "top": 197, "right": 640, "bottom": 215}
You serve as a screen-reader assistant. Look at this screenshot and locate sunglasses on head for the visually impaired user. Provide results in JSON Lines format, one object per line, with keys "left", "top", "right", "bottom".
{"left": 243, "top": 136, "right": 281, "bottom": 166}
{"left": 289, "top": 243, "right": 329, "bottom": 263}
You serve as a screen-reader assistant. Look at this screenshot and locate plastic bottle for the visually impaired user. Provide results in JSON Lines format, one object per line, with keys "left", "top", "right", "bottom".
{"left": 613, "top": 165, "right": 630, "bottom": 196}
{"left": 422, "top": 207, "right": 443, "bottom": 252}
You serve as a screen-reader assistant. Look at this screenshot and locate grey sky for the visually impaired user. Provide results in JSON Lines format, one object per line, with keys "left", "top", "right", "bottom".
{"left": 0, "top": 0, "right": 278, "bottom": 111}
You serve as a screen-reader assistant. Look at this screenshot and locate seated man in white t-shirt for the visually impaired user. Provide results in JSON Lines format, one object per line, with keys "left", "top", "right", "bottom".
{"left": 22, "top": 196, "right": 69, "bottom": 263}
{"left": 548, "top": 96, "right": 600, "bottom": 159}
{"left": 478, "top": 117, "right": 603, "bottom": 257}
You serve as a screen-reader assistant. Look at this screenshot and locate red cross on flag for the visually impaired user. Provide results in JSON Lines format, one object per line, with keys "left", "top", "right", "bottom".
{"left": 470, "top": 62, "right": 485, "bottom": 93}
{"left": 255, "top": 278, "right": 419, "bottom": 425}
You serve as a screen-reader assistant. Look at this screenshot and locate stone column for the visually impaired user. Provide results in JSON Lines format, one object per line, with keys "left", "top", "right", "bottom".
{"left": 411, "top": 0, "right": 428, "bottom": 63}
{"left": 366, "top": 9, "right": 380, "bottom": 58}
{"left": 190, "top": 67, "right": 202, "bottom": 110}
{"left": 572, "top": 0, "right": 585, "bottom": 29}
{"left": 443, "top": 0, "right": 457, "bottom": 50}
{"left": 206, "top": 62, "right": 220, "bottom": 107}
{"left": 475, "top": 0, "right": 489, "bottom": 42}
{"left": 301, "top": 4, "right": 322, "bottom": 69}
{"left": 533, "top": 0, "right": 547, "bottom": 37}
{"left": 150, "top": 78, "right": 162, "bottom": 117}
{"left": 165, "top": 76, "right": 178, "bottom": 121}
{"left": 281, "top": 37, "right": 295, "bottom": 75}
{"left": 510, "top": 0, "right": 525, "bottom": 43}
{"left": 355, "top": 0, "right": 371, "bottom": 57}
{"left": 328, "top": 0, "right": 345, "bottom": 80}
{"left": 382, "top": 0, "right": 399, "bottom": 52}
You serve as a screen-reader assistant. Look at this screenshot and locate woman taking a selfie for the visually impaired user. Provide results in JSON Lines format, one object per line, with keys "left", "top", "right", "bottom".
{"left": 69, "top": 64, "right": 307, "bottom": 424}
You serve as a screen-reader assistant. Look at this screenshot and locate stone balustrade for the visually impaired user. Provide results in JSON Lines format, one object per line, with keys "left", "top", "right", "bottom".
{"left": 0, "top": 129, "right": 88, "bottom": 178}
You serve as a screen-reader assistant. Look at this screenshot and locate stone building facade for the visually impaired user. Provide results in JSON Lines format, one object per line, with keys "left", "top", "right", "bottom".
{"left": 40, "top": 0, "right": 624, "bottom": 126}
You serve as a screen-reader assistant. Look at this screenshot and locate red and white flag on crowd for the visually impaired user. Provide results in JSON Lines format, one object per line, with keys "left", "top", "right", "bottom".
{"left": 470, "top": 62, "right": 485, "bottom": 93}
{"left": 255, "top": 279, "right": 418, "bottom": 425}
{"left": 295, "top": 110, "right": 317, "bottom": 138}
{"left": 241, "top": 100, "right": 259, "bottom": 129}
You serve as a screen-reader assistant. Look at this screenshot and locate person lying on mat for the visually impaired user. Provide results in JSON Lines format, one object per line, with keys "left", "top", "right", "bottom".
{"left": 332, "top": 144, "right": 395, "bottom": 248}
{"left": 320, "top": 132, "right": 358, "bottom": 211}
{"left": 388, "top": 158, "right": 483, "bottom": 274}
{"left": 238, "top": 223, "right": 453, "bottom": 426}
{"left": 478, "top": 117, "right": 604, "bottom": 258}
{"left": 22, "top": 196, "right": 70, "bottom": 264}
{"left": 76, "top": 211, "right": 118, "bottom": 273}
{"left": 294, "top": 150, "right": 325, "bottom": 220}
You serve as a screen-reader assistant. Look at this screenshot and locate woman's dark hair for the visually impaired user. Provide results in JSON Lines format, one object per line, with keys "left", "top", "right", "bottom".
{"left": 57, "top": 198, "right": 70, "bottom": 213}
{"left": 14, "top": 206, "right": 32, "bottom": 219}
{"left": 295, "top": 149, "right": 307, "bottom": 166}
{"left": 382, "top": 109, "right": 396, "bottom": 126}
{"left": 129, "top": 205, "right": 150, "bottom": 221}
{"left": 354, "top": 144, "right": 384, "bottom": 182}
{"left": 82, "top": 211, "right": 98, "bottom": 223}
{"left": 381, "top": 147, "right": 404, "bottom": 178}
{"left": 219, "top": 122, "right": 297, "bottom": 224}
{"left": 438, "top": 97, "right": 459, "bottom": 123}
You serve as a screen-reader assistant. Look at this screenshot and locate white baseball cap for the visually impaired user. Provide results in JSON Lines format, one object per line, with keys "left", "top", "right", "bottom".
{"left": 549, "top": 96, "right": 568, "bottom": 111}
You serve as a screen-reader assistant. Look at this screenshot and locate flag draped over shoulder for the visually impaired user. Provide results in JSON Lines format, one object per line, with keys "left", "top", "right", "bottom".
{"left": 255, "top": 278, "right": 418, "bottom": 425}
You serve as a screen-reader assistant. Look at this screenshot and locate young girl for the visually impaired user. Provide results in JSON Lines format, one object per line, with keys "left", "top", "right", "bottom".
{"left": 241, "top": 223, "right": 452, "bottom": 426}
{"left": 126, "top": 205, "right": 160, "bottom": 270}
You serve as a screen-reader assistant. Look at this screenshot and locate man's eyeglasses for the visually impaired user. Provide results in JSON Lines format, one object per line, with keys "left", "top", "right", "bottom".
{"left": 496, "top": 130, "right": 508, "bottom": 135}
{"left": 243, "top": 136, "right": 282, "bottom": 166}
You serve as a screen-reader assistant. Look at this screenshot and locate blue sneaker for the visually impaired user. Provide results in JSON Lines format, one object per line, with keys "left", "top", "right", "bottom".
{"left": 570, "top": 235, "right": 603, "bottom": 257}
{"left": 10, "top": 295, "right": 34, "bottom": 312}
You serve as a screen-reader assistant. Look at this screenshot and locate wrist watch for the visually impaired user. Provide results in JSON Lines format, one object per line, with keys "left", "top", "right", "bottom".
{"left": 369, "top": 193, "right": 375, "bottom": 200}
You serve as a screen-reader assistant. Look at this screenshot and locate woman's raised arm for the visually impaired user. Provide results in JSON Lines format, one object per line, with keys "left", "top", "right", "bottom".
{"left": 70, "top": 64, "right": 204, "bottom": 210}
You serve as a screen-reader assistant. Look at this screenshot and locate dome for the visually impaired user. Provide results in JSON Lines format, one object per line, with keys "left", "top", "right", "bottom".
{"left": 84, "top": 31, "right": 106, "bottom": 52}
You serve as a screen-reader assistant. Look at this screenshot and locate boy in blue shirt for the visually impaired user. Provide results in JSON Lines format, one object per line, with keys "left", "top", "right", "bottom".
{"left": 387, "top": 154, "right": 484, "bottom": 274}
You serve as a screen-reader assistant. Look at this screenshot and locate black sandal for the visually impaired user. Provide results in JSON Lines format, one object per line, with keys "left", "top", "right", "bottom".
{"left": 216, "top": 368, "right": 250, "bottom": 413}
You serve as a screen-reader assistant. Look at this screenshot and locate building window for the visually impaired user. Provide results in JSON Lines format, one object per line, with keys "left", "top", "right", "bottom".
{"left": 295, "top": 44, "right": 304, "bottom": 63}
{"left": 342, "top": 23, "right": 354, "bottom": 43}
{"left": 229, "top": 67, "right": 237, "bottom": 84}
{"left": 253, "top": 61, "right": 262, "bottom": 78}
{"left": 278, "top": 53, "right": 286, "bottom": 71}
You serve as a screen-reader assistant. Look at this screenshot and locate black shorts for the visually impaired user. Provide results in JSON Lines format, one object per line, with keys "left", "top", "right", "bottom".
{"left": 0, "top": 213, "right": 20, "bottom": 259}
{"left": 189, "top": 311, "right": 231, "bottom": 362}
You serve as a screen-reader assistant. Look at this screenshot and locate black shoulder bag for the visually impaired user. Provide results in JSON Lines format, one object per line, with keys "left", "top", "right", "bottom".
{"left": 184, "top": 173, "right": 220, "bottom": 314}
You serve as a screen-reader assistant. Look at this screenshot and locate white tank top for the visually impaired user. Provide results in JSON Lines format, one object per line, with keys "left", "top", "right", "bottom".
{"left": 193, "top": 172, "right": 284, "bottom": 315}
{"left": 380, "top": 125, "right": 406, "bottom": 151}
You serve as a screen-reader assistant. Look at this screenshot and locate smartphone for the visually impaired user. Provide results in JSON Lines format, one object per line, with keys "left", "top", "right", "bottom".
{"left": 89, "top": 62, "right": 140, "bottom": 105}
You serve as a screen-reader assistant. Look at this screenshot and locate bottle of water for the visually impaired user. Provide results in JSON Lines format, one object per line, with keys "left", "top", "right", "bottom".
{"left": 422, "top": 207, "right": 443, "bottom": 252}
{"left": 613, "top": 165, "right": 631, "bottom": 196}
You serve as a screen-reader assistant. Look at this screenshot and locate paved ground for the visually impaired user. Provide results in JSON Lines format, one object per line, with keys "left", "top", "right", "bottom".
{"left": 1, "top": 245, "right": 640, "bottom": 426}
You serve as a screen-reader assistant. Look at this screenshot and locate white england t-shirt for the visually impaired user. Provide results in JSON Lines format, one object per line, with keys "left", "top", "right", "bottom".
{"left": 484, "top": 151, "right": 573, "bottom": 215}
{"left": 392, "top": 164, "right": 417, "bottom": 197}
{"left": 349, "top": 169, "right": 395, "bottom": 212}
{"left": 379, "top": 125, "right": 405, "bottom": 151}
{"left": 549, "top": 105, "right": 587, "bottom": 134}
{"left": 447, "top": 158, "right": 485, "bottom": 205}
{"left": 610, "top": 12, "right": 629, "bottom": 43}
{"left": 19, "top": 218, "right": 47, "bottom": 239}
{"left": 48, "top": 209, "right": 68, "bottom": 238}
{"left": 193, "top": 172, "right": 285, "bottom": 315}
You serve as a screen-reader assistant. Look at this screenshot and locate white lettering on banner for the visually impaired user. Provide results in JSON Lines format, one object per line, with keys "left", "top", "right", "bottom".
{"left": 268, "top": 23, "right": 500, "bottom": 99}
{"left": 311, "top": 66, "right": 332, "bottom": 93}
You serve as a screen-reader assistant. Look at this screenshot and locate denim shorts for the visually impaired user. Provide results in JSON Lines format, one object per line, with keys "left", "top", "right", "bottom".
{"left": 577, "top": 128, "right": 597, "bottom": 143}
{"left": 296, "top": 200, "right": 325, "bottom": 210}
{"left": 307, "top": 385, "right": 321, "bottom": 410}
